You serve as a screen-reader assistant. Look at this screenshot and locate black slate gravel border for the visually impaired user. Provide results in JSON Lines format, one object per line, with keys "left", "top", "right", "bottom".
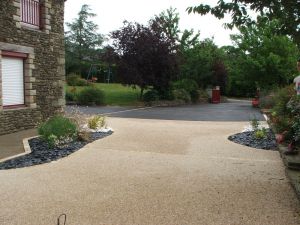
{"left": 0, "top": 131, "right": 113, "bottom": 170}
{"left": 228, "top": 129, "right": 277, "bottom": 150}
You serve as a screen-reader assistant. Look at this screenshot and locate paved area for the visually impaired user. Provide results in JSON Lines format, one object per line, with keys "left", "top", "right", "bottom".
{"left": 67, "top": 100, "right": 265, "bottom": 121}
{"left": 0, "top": 129, "right": 37, "bottom": 160}
{"left": 0, "top": 116, "right": 299, "bottom": 224}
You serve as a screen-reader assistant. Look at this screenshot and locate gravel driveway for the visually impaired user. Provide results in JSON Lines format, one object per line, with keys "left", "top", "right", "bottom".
{"left": 0, "top": 101, "right": 299, "bottom": 225}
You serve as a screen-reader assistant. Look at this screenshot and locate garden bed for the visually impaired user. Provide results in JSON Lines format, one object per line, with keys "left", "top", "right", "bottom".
{"left": 0, "top": 131, "right": 113, "bottom": 170}
{"left": 228, "top": 128, "right": 277, "bottom": 150}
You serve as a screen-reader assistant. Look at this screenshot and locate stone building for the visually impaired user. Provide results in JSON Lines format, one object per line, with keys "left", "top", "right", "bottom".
{"left": 0, "top": 0, "right": 66, "bottom": 135}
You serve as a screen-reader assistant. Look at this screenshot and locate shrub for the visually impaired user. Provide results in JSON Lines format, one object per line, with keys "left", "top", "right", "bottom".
{"left": 254, "top": 128, "right": 267, "bottom": 139}
{"left": 272, "top": 85, "right": 294, "bottom": 117}
{"left": 173, "top": 79, "right": 199, "bottom": 102}
{"left": 157, "top": 88, "right": 175, "bottom": 100}
{"left": 259, "top": 90, "right": 276, "bottom": 109}
{"left": 38, "top": 115, "right": 78, "bottom": 148}
{"left": 88, "top": 116, "right": 106, "bottom": 130}
{"left": 172, "top": 89, "right": 191, "bottom": 103}
{"left": 65, "top": 90, "right": 77, "bottom": 102}
{"left": 190, "top": 90, "right": 200, "bottom": 103}
{"left": 250, "top": 117, "right": 259, "bottom": 131}
{"left": 197, "top": 89, "right": 209, "bottom": 102}
{"left": 143, "top": 90, "right": 159, "bottom": 102}
{"left": 77, "top": 87, "right": 105, "bottom": 105}
{"left": 66, "top": 74, "right": 88, "bottom": 86}
{"left": 173, "top": 79, "right": 199, "bottom": 93}
{"left": 271, "top": 85, "right": 295, "bottom": 135}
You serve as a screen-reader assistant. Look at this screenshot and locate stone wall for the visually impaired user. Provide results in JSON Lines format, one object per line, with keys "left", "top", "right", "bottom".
{"left": 0, "top": 0, "right": 66, "bottom": 135}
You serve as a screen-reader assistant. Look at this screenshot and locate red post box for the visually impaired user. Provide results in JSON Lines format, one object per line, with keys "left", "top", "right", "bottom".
{"left": 212, "top": 87, "right": 220, "bottom": 104}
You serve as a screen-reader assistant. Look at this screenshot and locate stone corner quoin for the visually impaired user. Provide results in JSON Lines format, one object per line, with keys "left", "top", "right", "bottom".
{"left": 0, "top": 0, "right": 66, "bottom": 135}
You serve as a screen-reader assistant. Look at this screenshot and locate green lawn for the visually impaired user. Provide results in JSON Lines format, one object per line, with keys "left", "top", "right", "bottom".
{"left": 67, "top": 83, "right": 142, "bottom": 106}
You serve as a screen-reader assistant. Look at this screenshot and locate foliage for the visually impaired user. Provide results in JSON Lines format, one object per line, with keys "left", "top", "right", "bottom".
{"left": 270, "top": 86, "right": 298, "bottom": 145}
{"left": 111, "top": 19, "right": 179, "bottom": 97}
{"left": 197, "top": 89, "right": 210, "bottom": 102}
{"left": 254, "top": 128, "right": 267, "bottom": 139}
{"left": 65, "top": 91, "right": 76, "bottom": 102}
{"left": 258, "top": 90, "right": 276, "bottom": 109}
{"left": 66, "top": 74, "right": 88, "bottom": 86}
{"left": 172, "top": 79, "right": 199, "bottom": 102}
{"left": 250, "top": 117, "right": 259, "bottom": 131}
{"left": 226, "top": 19, "right": 299, "bottom": 96}
{"left": 65, "top": 5, "right": 104, "bottom": 74}
{"left": 172, "top": 89, "right": 191, "bottom": 103}
{"left": 287, "top": 96, "right": 300, "bottom": 144}
{"left": 38, "top": 115, "right": 78, "bottom": 148}
{"left": 180, "top": 39, "right": 226, "bottom": 89}
{"left": 77, "top": 87, "right": 105, "bottom": 105}
{"left": 188, "top": 1, "right": 300, "bottom": 46}
{"left": 155, "top": 7, "right": 200, "bottom": 51}
{"left": 143, "top": 90, "right": 159, "bottom": 102}
{"left": 66, "top": 106, "right": 89, "bottom": 132}
{"left": 250, "top": 117, "right": 267, "bottom": 140}
{"left": 88, "top": 116, "right": 106, "bottom": 130}
{"left": 272, "top": 85, "right": 295, "bottom": 118}
{"left": 172, "top": 78, "right": 198, "bottom": 93}
{"left": 211, "top": 60, "right": 228, "bottom": 95}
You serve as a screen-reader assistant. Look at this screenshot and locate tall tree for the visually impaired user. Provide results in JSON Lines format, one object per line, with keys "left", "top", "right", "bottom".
{"left": 111, "top": 20, "right": 179, "bottom": 98}
{"left": 65, "top": 4, "right": 103, "bottom": 74}
{"left": 155, "top": 7, "right": 200, "bottom": 51}
{"left": 226, "top": 19, "right": 299, "bottom": 96}
{"left": 188, "top": 0, "right": 300, "bottom": 46}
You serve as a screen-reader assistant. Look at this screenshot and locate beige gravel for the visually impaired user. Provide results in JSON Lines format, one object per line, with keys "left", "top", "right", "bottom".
{"left": 0, "top": 117, "right": 299, "bottom": 225}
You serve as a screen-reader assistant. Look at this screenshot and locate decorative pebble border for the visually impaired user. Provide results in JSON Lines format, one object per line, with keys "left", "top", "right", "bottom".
{"left": 0, "top": 131, "right": 113, "bottom": 170}
{"left": 228, "top": 129, "right": 277, "bottom": 150}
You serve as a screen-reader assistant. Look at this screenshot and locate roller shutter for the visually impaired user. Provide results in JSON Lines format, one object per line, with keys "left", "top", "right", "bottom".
{"left": 2, "top": 57, "right": 24, "bottom": 106}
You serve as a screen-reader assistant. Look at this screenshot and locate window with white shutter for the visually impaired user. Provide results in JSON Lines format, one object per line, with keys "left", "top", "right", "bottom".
{"left": 2, "top": 57, "right": 25, "bottom": 107}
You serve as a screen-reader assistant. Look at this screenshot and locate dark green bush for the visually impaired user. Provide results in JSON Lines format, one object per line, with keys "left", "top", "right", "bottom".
{"left": 172, "top": 89, "right": 191, "bottom": 103}
{"left": 65, "top": 90, "right": 76, "bottom": 102}
{"left": 173, "top": 79, "right": 198, "bottom": 93}
{"left": 66, "top": 74, "right": 88, "bottom": 86}
{"left": 190, "top": 90, "right": 199, "bottom": 103}
{"left": 143, "top": 90, "right": 159, "bottom": 102}
{"left": 158, "top": 88, "right": 175, "bottom": 100}
{"left": 77, "top": 87, "right": 105, "bottom": 105}
{"left": 173, "top": 79, "right": 199, "bottom": 102}
{"left": 38, "top": 115, "right": 78, "bottom": 148}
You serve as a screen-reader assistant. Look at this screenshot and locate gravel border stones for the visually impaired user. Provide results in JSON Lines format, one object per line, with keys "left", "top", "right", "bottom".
{"left": 228, "top": 129, "right": 277, "bottom": 150}
{"left": 0, "top": 131, "right": 113, "bottom": 170}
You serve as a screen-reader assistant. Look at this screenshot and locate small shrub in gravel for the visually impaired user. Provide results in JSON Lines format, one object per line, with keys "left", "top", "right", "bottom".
{"left": 88, "top": 116, "right": 106, "bottom": 130}
{"left": 77, "top": 87, "right": 105, "bottom": 105}
{"left": 254, "top": 128, "right": 267, "bottom": 139}
{"left": 228, "top": 129, "right": 277, "bottom": 150}
{"left": 38, "top": 115, "right": 78, "bottom": 148}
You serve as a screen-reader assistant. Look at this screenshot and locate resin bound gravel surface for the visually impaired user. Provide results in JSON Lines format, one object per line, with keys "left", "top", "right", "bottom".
{"left": 228, "top": 129, "right": 277, "bottom": 150}
{"left": 0, "top": 131, "right": 113, "bottom": 170}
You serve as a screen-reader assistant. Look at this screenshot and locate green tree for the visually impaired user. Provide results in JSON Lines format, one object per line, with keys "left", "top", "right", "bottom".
{"left": 65, "top": 4, "right": 103, "bottom": 75}
{"left": 226, "top": 19, "right": 299, "bottom": 96}
{"left": 180, "top": 38, "right": 225, "bottom": 89}
{"left": 188, "top": 0, "right": 300, "bottom": 46}
{"left": 155, "top": 7, "right": 200, "bottom": 52}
